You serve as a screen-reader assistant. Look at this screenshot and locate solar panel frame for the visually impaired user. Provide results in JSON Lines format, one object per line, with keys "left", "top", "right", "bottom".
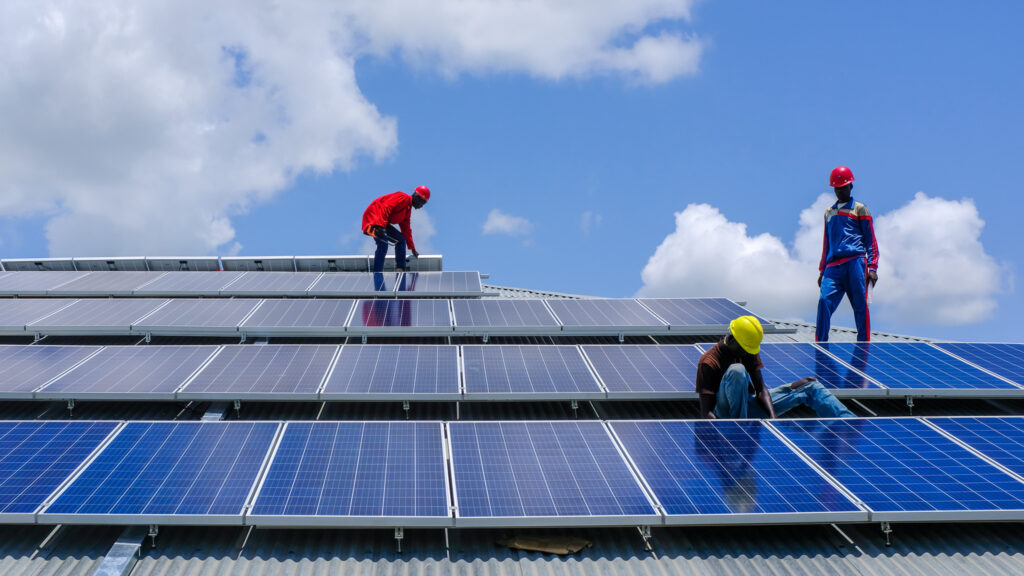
{"left": 608, "top": 420, "right": 867, "bottom": 525}
{"left": 46, "top": 271, "right": 167, "bottom": 296}
{"left": 133, "top": 271, "right": 245, "bottom": 296}
{"left": 221, "top": 256, "right": 296, "bottom": 272}
{"left": 394, "top": 271, "right": 484, "bottom": 297}
{"left": 70, "top": 257, "right": 149, "bottom": 272}
{"left": 447, "top": 421, "right": 661, "bottom": 528}
{"left": 294, "top": 255, "right": 372, "bottom": 273}
{"left": 28, "top": 298, "right": 170, "bottom": 335}
{"left": 346, "top": 299, "right": 453, "bottom": 335}
{"left": 219, "top": 272, "right": 324, "bottom": 296}
{"left": 759, "top": 342, "right": 886, "bottom": 398}
{"left": 306, "top": 273, "right": 400, "bottom": 297}
{"left": 581, "top": 345, "right": 702, "bottom": 400}
{"left": 545, "top": 299, "right": 669, "bottom": 335}
{"left": 0, "top": 271, "right": 89, "bottom": 295}
{"left": 321, "top": 345, "right": 461, "bottom": 401}
{"left": 451, "top": 299, "right": 561, "bottom": 335}
{"left": 931, "top": 343, "right": 1024, "bottom": 388}
{"left": 0, "top": 345, "right": 102, "bottom": 399}
{"left": 637, "top": 298, "right": 774, "bottom": 333}
{"left": 0, "top": 298, "right": 78, "bottom": 335}
{"left": 132, "top": 298, "right": 263, "bottom": 336}
{"left": 239, "top": 299, "right": 355, "bottom": 337}
{"left": 461, "top": 345, "right": 605, "bottom": 400}
{"left": 246, "top": 421, "right": 453, "bottom": 528}
{"left": 178, "top": 344, "right": 337, "bottom": 400}
{"left": 144, "top": 257, "right": 223, "bottom": 272}
{"left": 1, "top": 258, "right": 77, "bottom": 272}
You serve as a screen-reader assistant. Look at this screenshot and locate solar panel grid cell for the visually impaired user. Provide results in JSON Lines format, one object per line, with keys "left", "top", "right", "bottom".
{"left": 933, "top": 343, "right": 1024, "bottom": 387}
{"left": 48, "top": 271, "right": 166, "bottom": 295}
{"left": 240, "top": 299, "right": 354, "bottom": 334}
{"left": 0, "top": 271, "right": 87, "bottom": 295}
{"left": 929, "top": 417, "right": 1024, "bottom": 478}
{"left": 452, "top": 299, "right": 559, "bottom": 330}
{"left": 322, "top": 345, "right": 459, "bottom": 399}
{"left": 759, "top": 343, "right": 881, "bottom": 395}
{"left": 462, "top": 345, "right": 603, "bottom": 399}
{"left": 0, "top": 346, "right": 101, "bottom": 397}
{"left": 29, "top": 298, "right": 168, "bottom": 333}
{"left": 0, "top": 298, "right": 78, "bottom": 332}
{"left": 38, "top": 346, "right": 218, "bottom": 399}
{"left": 582, "top": 345, "right": 701, "bottom": 397}
{"left": 307, "top": 273, "right": 398, "bottom": 295}
{"left": 180, "top": 345, "right": 336, "bottom": 399}
{"left": 220, "top": 272, "right": 323, "bottom": 295}
{"left": 546, "top": 299, "right": 666, "bottom": 330}
{"left": 396, "top": 272, "right": 482, "bottom": 295}
{"left": 134, "top": 271, "right": 245, "bottom": 295}
{"left": 347, "top": 299, "right": 452, "bottom": 331}
{"left": 133, "top": 298, "right": 262, "bottom": 333}
{"left": 638, "top": 298, "right": 763, "bottom": 328}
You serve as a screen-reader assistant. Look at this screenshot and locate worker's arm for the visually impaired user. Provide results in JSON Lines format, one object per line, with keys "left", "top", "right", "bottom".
{"left": 750, "top": 366, "right": 776, "bottom": 419}
{"left": 818, "top": 216, "right": 829, "bottom": 287}
{"left": 859, "top": 207, "right": 879, "bottom": 285}
{"left": 695, "top": 364, "right": 717, "bottom": 419}
{"left": 699, "top": 394, "right": 717, "bottom": 419}
{"left": 399, "top": 217, "right": 416, "bottom": 254}
{"left": 789, "top": 376, "right": 816, "bottom": 389}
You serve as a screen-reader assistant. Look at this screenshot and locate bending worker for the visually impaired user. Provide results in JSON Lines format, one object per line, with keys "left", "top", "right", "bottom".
{"left": 816, "top": 166, "right": 879, "bottom": 342}
{"left": 362, "top": 186, "right": 430, "bottom": 273}
{"left": 697, "top": 316, "right": 854, "bottom": 419}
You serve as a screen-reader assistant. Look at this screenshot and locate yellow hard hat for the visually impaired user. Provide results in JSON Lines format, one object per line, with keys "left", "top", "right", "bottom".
{"left": 729, "top": 316, "right": 763, "bottom": 355}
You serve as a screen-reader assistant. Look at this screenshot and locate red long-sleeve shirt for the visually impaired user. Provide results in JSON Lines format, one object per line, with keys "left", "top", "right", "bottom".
{"left": 362, "top": 192, "right": 416, "bottom": 251}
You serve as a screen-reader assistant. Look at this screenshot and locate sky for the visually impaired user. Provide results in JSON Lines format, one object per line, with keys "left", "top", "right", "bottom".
{"left": 1, "top": 1, "right": 1022, "bottom": 341}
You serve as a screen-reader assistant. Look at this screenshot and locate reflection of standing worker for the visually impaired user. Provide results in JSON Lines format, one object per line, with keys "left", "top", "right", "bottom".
{"left": 816, "top": 166, "right": 879, "bottom": 342}
{"left": 362, "top": 186, "right": 431, "bottom": 273}
{"left": 693, "top": 421, "right": 760, "bottom": 513}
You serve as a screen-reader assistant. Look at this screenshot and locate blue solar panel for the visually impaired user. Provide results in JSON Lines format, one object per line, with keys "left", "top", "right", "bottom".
{"left": 133, "top": 298, "right": 262, "bottom": 334}
{"left": 396, "top": 272, "right": 483, "bottom": 295}
{"left": 929, "top": 417, "right": 1024, "bottom": 478}
{"left": 0, "top": 421, "right": 118, "bottom": 519}
{"left": 250, "top": 422, "right": 449, "bottom": 525}
{"left": 452, "top": 299, "right": 559, "bottom": 330}
{"left": 308, "top": 273, "right": 398, "bottom": 295}
{"left": 638, "top": 298, "right": 767, "bottom": 329}
{"left": 582, "top": 345, "right": 701, "bottom": 397}
{"left": 818, "top": 342, "right": 1015, "bottom": 391}
{"left": 773, "top": 418, "right": 1024, "bottom": 518}
{"left": 449, "top": 421, "right": 657, "bottom": 524}
{"left": 932, "top": 343, "right": 1024, "bottom": 387}
{"left": 220, "top": 272, "right": 322, "bottom": 296}
{"left": 0, "top": 298, "right": 78, "bottom": 332}
{"left": 29, "top": 298, "right": 168, "bottom": 333}
{"left": 38, "top": 346, "right": 218, "bottom": 399}
{"left": 0, "top": 345, "right": 101, "bottom": 398}
{"left": 180, "top": 345, "right": 336, "bottom": 399}
{"left": 0, "top": 271, "right": 87, "bottom": 295}
{"left": 347, "top": 299, "right": 452, "bottom": 331}
{"left": 43, "top": 422, "right": 278, "bottom": 523}
{"left": 47, "top": 271, "right": 166, "bottom": 295}
{"left": 134, "top": 271, "right": 245, "bottom": 296}
{"left": 322, "top": 345, "right": 459, "bottom": 399}
{"left": 759, "top": 343, "right": 879, "bottom": 394}
{"left": 545, "top": 299, "right": 666, "bottom": 331}
{"left": 240, "top": 299, "right": 354, "bottom": 334}
{"left": 611, "top": 420, "right": 863, "bottom": 522}
{"left": 462, "top": 345, "right": 603, "bottom": 398}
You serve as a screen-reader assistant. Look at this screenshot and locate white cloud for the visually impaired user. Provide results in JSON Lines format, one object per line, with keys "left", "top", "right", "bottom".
{"left": 483, "top": 209, "right": 533, "bottom": 237}
{"left": 581, "top": 211, "right": 603, "bottom": 235}
{"left": 638, "top": 193, "right": 1008, "bottom": 327}
{"left": 0, "top": 1, "right": 701, "bottom": 257}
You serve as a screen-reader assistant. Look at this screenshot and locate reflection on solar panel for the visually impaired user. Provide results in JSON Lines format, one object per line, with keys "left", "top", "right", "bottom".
{"left": 759, "top": 343, "right": 879, "bottom": 395}
{"left": 396, "top": 272, "right": 482, "bottom": 295}
{"left": 220, "top": 272, "right": 322, "bottom": 296}
{"left": 0, "top": 298, "right": 77, "bottom": 333}
{"left": 322, "top": 345, "right": 459, "bottom": 399}
{"left": 307, "top": 273, "right": 398, "bottom": 295}
{"left": 0, "top": 421, "right": 118, "bottom": 520}
{"left": 47, "top": 271, "right": 166, "bottom": 295}
{"left": 452, "top": 300, "right": 559, "bottom": 331}
{"left": 929, "top": 417, "right": 1024, "bottom": 478}
{"left": 180, "top": 345, "right": 336, "bottom": 399}
{"left": 240, "top": 299, "right": 354, "bottom": 335}
{"left": 134, "top": 271, "right": 245, "bottom": 296}
{"left": 0, "top": 271, "right": 86, "bottom": 295}
{"left": 546, "top": 299, "right": 666, "bottom": 331}
{"left": 28, "top": 299, "right": 168, "bottom": 334}
{"left": 638, "top": 298, "right": 765, "bottom": 330}
{"left": 773, "top": 418, "right": 1024, "bottom": 520}
{"left": 582, "top": 345, "right": 701, "bottom": 398}
{"left": 933, "top": 343, "right": 1024, "bottom": 387}
{"left": 0, "top": 346, "right": 100, "bottom": 398}
{"left": 250, "top": 422, "right": 450, "bottom": 526}
{"left": 133, "top": 299, "right": 262, "bottom": 334}
{"left": 819, "top": 342, "right": 1015, "bottom": 392}
{"left": 43, "top": 422, "right": 278, "bottom": 524}
{"left": 347, "top": 300, "right": 452, "bottom": 332}
{"left": 39, "top": 346, "right": 218, "bottom": 400}
{"left": 611, "top": 420, "right": 863, "bottom": 523}
{"left": 462, "top": 346, "right": 602, "bottom": 399}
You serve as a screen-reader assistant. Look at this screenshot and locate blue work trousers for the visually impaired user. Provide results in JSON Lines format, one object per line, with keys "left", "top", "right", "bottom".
{"left": 713, "top": 364, "right": 854, "bottom": 419}
{"left": 816, "top": 257, "right": 871, "bottom": 342}
{"left": 372, "top": 225, "right": 406, "bottom": 273}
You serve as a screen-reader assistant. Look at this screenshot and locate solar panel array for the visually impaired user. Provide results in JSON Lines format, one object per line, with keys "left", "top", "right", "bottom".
{"left": 933, "top": 343, "right": 1024, "bottom": 387}
{"left": 757, "top": 343, "right": 882, "bottom": 396}
{"left": 0, "top": 345, "right": 100, "bottom": 398}
{"left": 638, "top": 298, "right": 768, "bottom": 332}
{"left": 462, "top": 345, "right": 603, "bottom": 399}
{"left": 928, "top": 417, "right": 1024, "bottom": 478}
{"left": 323, "top": 345, "right": 459, "bottom": 400}
{"left": 179, "top": 345, "right": 337, "bottom": 400}
{"left": 583, "top": 345, "right": 702, "bottom": 398}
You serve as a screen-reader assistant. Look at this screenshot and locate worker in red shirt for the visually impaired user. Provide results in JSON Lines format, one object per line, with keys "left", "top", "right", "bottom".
{"left": 361, "top": 186, "right": 430, "bottom": 273}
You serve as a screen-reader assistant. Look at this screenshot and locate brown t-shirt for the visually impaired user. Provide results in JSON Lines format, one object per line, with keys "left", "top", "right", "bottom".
{"left": 695, "top": 340, "right": 765, "bottom": 396}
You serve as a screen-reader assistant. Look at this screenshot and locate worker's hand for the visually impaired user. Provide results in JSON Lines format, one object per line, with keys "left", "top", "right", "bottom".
{"left": 867, "top": 269, "right": 878, "bottom": 286}
{"left": 817, "top": 273, "right": 823, "bottom": 288}
{"left": 790, "top": 376, "right": 816, "bottom": 390}
{"left": 704, "top": 412, "right": 716, "bottom": 420}
{"left": 412, "top": 249, "right": 420, "bottom": 259}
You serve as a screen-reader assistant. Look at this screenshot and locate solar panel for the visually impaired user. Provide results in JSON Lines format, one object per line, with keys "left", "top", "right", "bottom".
{"left": 0, "top": 346, "right": 101, "bottom": 398}
{"left": 145, "top": 257, "right": 222, "bottom": 272}
{"left": 462, "top": 345, "right": 603, "bottom": 399}
{"left": 71, "top": 257, "right": 149, "bottom": 271}
{"left": 240, "top": 299, "right": 354, "bottom": 336}
{"left": 610, "top": 420, "right": 865, "bottom": 524}
{"left": 321, "top": 345, "right": 460, "bottom": 400}
{"left": 48, "top": 271, "right": 165, "bottom": 295}
{"left": 772, "top": 418, "right": 1024, "bottom": 521}
{"left": 0, "top": 271, "right": 88, "bottom": 295}
{"left": 38, "top": 346, "right": 219, "bottom": 400}
{"left": 133, "top": 271, "right": 245, "bottom": 296}
{"left": 221, "top": 257, "right": 295, "bottom": 272}
{"left": 929, "top": 417, "right": 1024, "bottom": 478}
{"left": 219, "top": 272, "right": 322, "bottom": 296}
{"left": 932, "top": 343, "right": 1024, "bottom": 387}
{"left": 179, "top": 345, "right": 336, "bottom": 400}
{"left": 1, "top": 258, "right": 76, "bottom": 272}
{"left": 582, "top": 345, "right": 702, "bottom": 399}
{"left": 294, "top": 255, "right": 371, "bottom": 273}
{"left": 0, "top": 298, "right": 78, "bottom": 334}
{"left": 133, "top": 298, "right": 262, "bottom": 335}
{"left": 452, "top": 299, "right": 560, "bottom": 333}
{"left": 545, "top": 299, "right": 667, "bottom": 333}
{"left": 249, "top": 422, "right": 450, "bottom": 527}
{"left": 818, "top": 342, "right": 1017, "bottom": 395}
{"left": 28, "top": 299, "right": 168, "bottom": 335}
{"left": 638, "top": 298, "right": 768, "bottom": 332}
{"left": 307, "top": 273, "right": 399, "bottom": 296}
{"left": 41, "top": 421, "right": 279, "bottom": 525}
{"left": 0, "top": 421, "right": 119, "bottom": 522}
{"left": 395, "top": 272, "right": 483, "bottom": 296}
{"left": 347, "top": 299, "right": 452, "bottom": 333}
{"left": 448, "top": 421, "right": 658, "bottom": 526}
{"left": 758, "top": 343, "right": 882, "bottom": 397}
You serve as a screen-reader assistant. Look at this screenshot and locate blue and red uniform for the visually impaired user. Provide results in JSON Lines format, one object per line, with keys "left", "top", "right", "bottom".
{"left": 816, "top": 197, "right": 879, "bottom": 342}
{"left": 362, "top": 192, "right": 417, "bottom": 272}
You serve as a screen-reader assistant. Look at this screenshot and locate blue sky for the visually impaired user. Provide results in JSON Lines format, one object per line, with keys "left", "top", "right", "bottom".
{"left": 1, "top": 1, "right": 1021, "bottom": 341}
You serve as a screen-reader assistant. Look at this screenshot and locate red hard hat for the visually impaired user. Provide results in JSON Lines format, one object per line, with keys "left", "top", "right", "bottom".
{"left": 829, "top": 166, "right": 855, "bottom": 188}
{"left": 413, "top": 185, "right": 430, "bottom": 202}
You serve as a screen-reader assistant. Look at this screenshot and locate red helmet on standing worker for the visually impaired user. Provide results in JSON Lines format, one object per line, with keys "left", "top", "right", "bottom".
{"left": 413, "top": 185, "right": 431, "bottom": 202}
{"left": 829, "top": 166, "right": 855, "bottom": 188}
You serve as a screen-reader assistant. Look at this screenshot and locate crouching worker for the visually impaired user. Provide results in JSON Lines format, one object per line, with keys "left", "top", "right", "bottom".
{"left": 697, "top": 316, "right": 854, "bottom": 419}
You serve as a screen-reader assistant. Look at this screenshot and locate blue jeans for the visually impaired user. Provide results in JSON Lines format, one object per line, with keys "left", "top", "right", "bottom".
{"left": 714, "top": 364, "right": 854, "bottom": 419}
{"left": 372, "top": 225, "right": 406, "bottom": 273}
{"left": 816, "top": 257, "right": 870, "bottom": 342}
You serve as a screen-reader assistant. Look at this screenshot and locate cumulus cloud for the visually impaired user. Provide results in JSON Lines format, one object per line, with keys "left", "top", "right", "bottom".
{"left": 0, "top": 1, "right": 701, "bottom": 256}
{"left": 483, "top": 209, "right": 533, "bottom": 237}
{"left": 638, "top": 193, "right": 1008, "bottom": 326}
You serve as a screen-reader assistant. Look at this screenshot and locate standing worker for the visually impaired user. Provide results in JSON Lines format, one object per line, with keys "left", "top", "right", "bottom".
{"left": 816, "top": 166, "right": 879, "bottom": 342}
{"left": 362, "top": 186, "right": 430, "bottom": 273}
